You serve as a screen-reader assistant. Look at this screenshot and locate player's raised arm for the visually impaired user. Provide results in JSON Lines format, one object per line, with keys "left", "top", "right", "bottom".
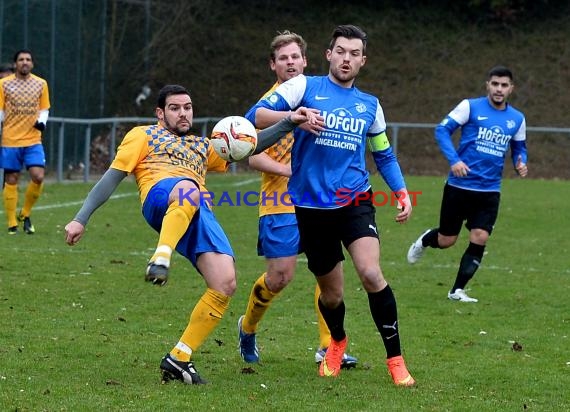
{"left": 254, "top": 107, "right": 323, "bottom": 154}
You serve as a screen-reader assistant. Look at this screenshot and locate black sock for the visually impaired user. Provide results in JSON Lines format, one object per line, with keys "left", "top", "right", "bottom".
{"left": 318, "top": 298, "right": 346, "bottom": 342}
{"left": 368, "top": 285, "right": 401, "bottom": 359}
{"left": 451, "top": 242, "right": 485, "bottom": 291}
{"left": 422, "top": 228, "right": 440, "bottom": 248}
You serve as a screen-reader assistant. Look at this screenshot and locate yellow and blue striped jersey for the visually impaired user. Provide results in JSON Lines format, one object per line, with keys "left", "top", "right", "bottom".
{"left": 0, "top": 73, "right": 50, "bottom": 147}
{"left": 110, "top": 124, "right": 228, "bottom": 204}
{"left": 258, "top": 82, "right": 294, "bottom": 216}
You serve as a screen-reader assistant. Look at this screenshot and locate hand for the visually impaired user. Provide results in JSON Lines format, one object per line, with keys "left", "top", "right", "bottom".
{"left": 290, "top": 107, "right": 325, "bottom": 134}
{"left": 450, "top": 161, "right": 470, "bottom": 177}
{"left": 515, "top": 155, "right": 528, "bottom": 177}
{"left": 394, "top": 190, "right": 412, "bottom": 224}
{"left": 65, "top": 220, "right": 85, "bottom": 245}
{"left": 34, "top": 121, "right": 46, "bottom": 131}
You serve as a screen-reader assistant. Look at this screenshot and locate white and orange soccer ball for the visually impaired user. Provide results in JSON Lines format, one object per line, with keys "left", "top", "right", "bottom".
{"left": 210, "top": 116, "right": 257, "bottom": 162}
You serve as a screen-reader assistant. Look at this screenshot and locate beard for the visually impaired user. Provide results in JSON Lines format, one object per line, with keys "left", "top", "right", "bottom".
{"left": 164, "top": 118, "right": 191, "bottom": 136}
{"left": 330, "top": 66, "right": 357, "bottom": 85}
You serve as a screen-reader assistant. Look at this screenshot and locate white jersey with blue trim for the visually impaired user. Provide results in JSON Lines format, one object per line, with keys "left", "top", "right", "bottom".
{"left": 245, "top": 74, "right": 385, "bottom": 209}
{"left": 436, "top": 96, "right": 526, "bottom": 192}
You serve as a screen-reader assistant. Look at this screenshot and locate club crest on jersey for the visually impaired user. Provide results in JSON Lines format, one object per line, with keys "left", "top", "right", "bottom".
{"left": 355, "top": 102, "right": 366, "bottom": 113}
{"left": 506, "top": 120, "right": 516, "bottom": 129}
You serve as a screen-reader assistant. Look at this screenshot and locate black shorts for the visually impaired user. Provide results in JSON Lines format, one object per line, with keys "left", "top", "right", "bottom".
{"left": 295, "top": 191, "right": 379, "bottom": 277}
{"left": 439, "top": 183, "right": 500, "bottom": 236}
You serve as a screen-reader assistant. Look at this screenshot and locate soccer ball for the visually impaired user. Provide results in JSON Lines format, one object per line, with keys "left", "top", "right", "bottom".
{"left": 210, "top": 116, "right": 257, "bottom": 162}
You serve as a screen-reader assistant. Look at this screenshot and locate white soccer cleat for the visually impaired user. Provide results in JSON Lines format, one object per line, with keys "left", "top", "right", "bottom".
{"left": 407, "top": 229, "right": 430, "bottom": 264}
{"left": 448, "top": 288, "right": 478, "bottom": 303}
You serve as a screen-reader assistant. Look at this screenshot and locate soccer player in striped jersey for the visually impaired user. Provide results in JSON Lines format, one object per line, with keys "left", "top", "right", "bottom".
{"left": 237, "top": 31, "right": 357, "bottom": 369}
{"left": 0, "top": 50, "right": 50, "bottom": 234}
{"left": 407, "top": 66, "right": 528, "bottom": 303}
{"left": 246, "top": 25, "right": 415, "bottom": 386}
{"left": 64, "top": 84, "right": 320, "bottom": 384}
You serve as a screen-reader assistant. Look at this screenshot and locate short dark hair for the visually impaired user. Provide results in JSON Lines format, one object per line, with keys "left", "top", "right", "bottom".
{"left": 13, "top": 49, "right": 34, "bottom": 63}
{"left": 328, "top": 24, "right": 368, "bottom": 54}
{"left": 488, "top": 65, "right": 513, "bottom": 81}
{"left": 157, "top": 85, "right": 190, "bottom": 109}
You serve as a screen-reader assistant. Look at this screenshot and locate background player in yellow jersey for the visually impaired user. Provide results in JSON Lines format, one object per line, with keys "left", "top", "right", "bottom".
{"left": 0, "top": 49, "right": 50, "bottom": 234}
{"left": 237, "top": 31, "right": 357, "bottom": 368}
{"left": 64, "top": 84, "right": 321, "bottom": 384}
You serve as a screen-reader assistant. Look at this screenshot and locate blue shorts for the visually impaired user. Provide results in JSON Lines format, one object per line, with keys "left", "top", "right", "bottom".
{"left": 142, "top": 177, "right": 234, "bottom": 270}
{"left": 1, "top": 144, "right": 46, "bottom": 172}
{"left": 257, "top": 213, "right": 300, "bottom": 258}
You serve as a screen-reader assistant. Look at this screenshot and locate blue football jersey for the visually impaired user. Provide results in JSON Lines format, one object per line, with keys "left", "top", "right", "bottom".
{"left": 435, "top": 96, "right": 527, "bottom": 192}
{"left": 246, "top": 74, "right": 397, "bottom": 209}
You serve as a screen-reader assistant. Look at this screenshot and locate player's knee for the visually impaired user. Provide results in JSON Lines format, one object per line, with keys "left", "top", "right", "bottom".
{"left": 217, "top": 276, "right": 237, "bottom": 296}
{"left": 265, "top": 269, "right": 294, "bottom": 292}
{"left": 205, "top": 267, "right": 237, "bottom": 296}
{"left": 358, "top": 268, "right": 385, "bottom": 292}
{"left": 470, "top": 229, "right": 489, "bottom": 244}
{"left": 4, "top": 173, "right": 19, "bottom": 185}
{"left": 318, "top": 289, "right": 343, "bottom": 308}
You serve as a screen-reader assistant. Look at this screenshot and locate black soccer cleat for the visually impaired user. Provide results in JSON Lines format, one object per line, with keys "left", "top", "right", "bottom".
{"left": 23, "top": 217, "right": 35, "bottom": 234}
{"left": 17, "top": 213, "right": 35, "bottom": 234}
{"left": 160, "top": 354, "right": 207, "bottom": 385}
{"left": 145, "top": 262, "right": 169, "bottom": 286}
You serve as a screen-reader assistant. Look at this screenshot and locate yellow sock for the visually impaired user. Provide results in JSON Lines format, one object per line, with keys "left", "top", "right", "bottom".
{"left": 170, "top": 288, "right": 230, "bottom": 362}
{"left": 151, "top": 202, "right": 197, "bottom": 265}
{"left": 21, "top": 181, "right": 43, "bottom": 217}
{"left": 242, "top": 273, "right": 279, "bottom": 334}
{"left": 3, "top": 183, "right": 18, "bottom": 227}
{"left": 315, "top": 283, "right": 332, "bottom": 349}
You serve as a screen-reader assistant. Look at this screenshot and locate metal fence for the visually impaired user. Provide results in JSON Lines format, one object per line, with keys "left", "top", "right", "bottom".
{"left": 41, "top": 117, "right": 570, "bottom": 182}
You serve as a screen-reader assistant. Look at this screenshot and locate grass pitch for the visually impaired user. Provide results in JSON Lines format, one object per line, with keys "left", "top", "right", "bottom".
{"left": 0, "top": 174, "right": 568, "bottom": 411}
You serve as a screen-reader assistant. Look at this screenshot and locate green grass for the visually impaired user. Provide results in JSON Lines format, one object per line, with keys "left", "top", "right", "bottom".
{"left": 0, "top": 174, "right": 568, "bottom": 411}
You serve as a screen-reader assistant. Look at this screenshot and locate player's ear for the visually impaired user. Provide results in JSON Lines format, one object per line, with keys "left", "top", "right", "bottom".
{"left": 156, "top": 107, "right": 164, "bottom": 121}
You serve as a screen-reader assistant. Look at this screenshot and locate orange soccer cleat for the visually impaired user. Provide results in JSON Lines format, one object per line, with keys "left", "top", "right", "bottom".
{"left": 387, "top": 355, "right": 416, "bottom": 386}
{"left": 318, "top": 336, "right": 348, "bottom": 377}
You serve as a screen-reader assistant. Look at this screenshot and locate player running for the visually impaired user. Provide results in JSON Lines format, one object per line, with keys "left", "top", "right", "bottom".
{"left": 407, "top": 65, "right": 528, "bottom": 303}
